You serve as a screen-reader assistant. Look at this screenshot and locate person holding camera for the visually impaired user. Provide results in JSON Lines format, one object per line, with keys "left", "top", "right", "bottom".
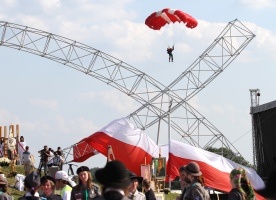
{"left": 38, "top": 145, "right": 50, "bottom": 175}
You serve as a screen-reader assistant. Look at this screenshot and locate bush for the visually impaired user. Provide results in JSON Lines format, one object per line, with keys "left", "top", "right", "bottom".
{"left": 0, "top": 157, "right": 11, "bottom": 167}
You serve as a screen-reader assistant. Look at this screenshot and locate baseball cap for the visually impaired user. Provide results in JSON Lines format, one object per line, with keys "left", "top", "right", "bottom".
{"left": 55, "top": 171, "right": 69, "bottom": 181}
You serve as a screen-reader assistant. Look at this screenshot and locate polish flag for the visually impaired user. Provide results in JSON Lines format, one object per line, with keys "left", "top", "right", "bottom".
{"left": 73, "top": 118, "right": 159, "bottom": 175}
{"left": 167, "top": 140, "right": 265, "bottom": 199}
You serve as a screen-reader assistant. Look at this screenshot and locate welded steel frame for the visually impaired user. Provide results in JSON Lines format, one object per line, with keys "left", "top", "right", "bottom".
{"left": 0, "top": 19, "right": 255, "bottom": 161}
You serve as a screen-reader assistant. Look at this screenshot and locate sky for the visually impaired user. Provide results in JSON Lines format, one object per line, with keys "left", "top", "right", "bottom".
{"left": 0, "top": 0, "right": 276, "bottom": 173}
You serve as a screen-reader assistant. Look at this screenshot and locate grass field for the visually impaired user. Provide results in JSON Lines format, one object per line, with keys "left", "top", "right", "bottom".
{"left": 2, "top": 165, "right": 179, "bottom": 200}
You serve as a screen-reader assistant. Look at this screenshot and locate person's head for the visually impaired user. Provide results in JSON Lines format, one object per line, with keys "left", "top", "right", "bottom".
{"left": 129, "top": 171, "right": 143, "bottom": 193}
{"left": 183, "top": 162, "right": 202, "bottom": 183}
{"left": 20, "top": 136, "right": 24, "bottom": 142}
{"left": 57, "top": 147, "right": 61, "bottom": 151}
{"left": 24, "top": 171, "right": 41, "bottom": 196}
{"left": 96, "top": 161, "right": 132, "bottom": 198}
{"left": 25, "top": 146, "right": 29, "bottom": 151}
{"left": 158, "top": 159, "right": 163, "bottom": 169}
{"left": 230, "top": 167, "right": 255, "bottom": 200}
{"left": 0, "top": 176, "right": 8, "bottom": 192}
{"left": 44, "top": 145, "right": 48, "bottom": 150}
{"left": 142, "top": 178, "right": 151, "bottom": 191}
{"left": 40, "top": 175, "right": 56, "bottom": 197}
{"left": 179, "top": 165, "right": 189, "bottom": 189}
{"left": 76, "top": 166, "right": 92, "bottom": 188}
{"left": 96, "top": 160, "right": 131, "bottom": 188}
{"left": 55, "top": 171, "right": 69, "bottom": 189}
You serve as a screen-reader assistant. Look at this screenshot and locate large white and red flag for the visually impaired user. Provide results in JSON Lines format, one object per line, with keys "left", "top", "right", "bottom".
{"left": 73, "top": 118, "right": 159, "bottom": 176}
{"left": 167, "top": 139, "right": 265, "bottom": 198}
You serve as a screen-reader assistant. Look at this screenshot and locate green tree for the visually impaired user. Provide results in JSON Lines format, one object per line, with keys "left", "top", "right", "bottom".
{"left": 90, "top": 167, "right": 100, "bottom": 184}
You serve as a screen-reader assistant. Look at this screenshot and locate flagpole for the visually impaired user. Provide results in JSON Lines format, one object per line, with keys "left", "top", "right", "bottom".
{"left": 168, "top": 95, "right": 173, "bottom": 189}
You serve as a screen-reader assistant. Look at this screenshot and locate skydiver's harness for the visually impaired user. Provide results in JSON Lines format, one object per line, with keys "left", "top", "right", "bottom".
{"left": 167, "top": 48, "right": 173, "bottom": 55}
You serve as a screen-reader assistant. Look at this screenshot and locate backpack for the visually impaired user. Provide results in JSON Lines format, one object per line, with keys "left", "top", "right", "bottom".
{"left": 193, "top": 183, "right": 210, "bottom": 200}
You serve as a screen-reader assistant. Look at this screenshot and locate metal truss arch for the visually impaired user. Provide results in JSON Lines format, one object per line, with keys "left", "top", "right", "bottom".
{"left": 0, "top": 19, "right": 255, "bottom": 161}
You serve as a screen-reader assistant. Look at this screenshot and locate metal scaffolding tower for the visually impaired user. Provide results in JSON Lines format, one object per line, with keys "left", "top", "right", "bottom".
{"left": 249, "top": 89, "right": 260, "bottom": 167}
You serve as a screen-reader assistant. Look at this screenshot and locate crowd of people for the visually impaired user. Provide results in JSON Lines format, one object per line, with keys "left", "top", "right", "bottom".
{"left": 1, "top": 135, "right": 276, "bottom": 200}
{"left": 37, "top": 145, "right": 65, "bottom": 176}
{"left": 0, "top": 158, "right": 275, "bottom": 200}
{"left": 0, "top": 135, "right": 65, "bottom": 178}
{"left": 2, "top": 159, "right": 270, "bottom": 200}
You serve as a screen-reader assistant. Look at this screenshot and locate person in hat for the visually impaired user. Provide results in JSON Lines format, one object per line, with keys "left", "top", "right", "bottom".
{"left": 256, "top": 169, "right": 276, "bottom": 200}
{"left": 18, "top": 171, "right": 41, "bottom": 200}
{"left": 40, "top": 175, "right": 62, "bottom": 200}
{"left": 0, "top": 176, "right": 13, "bottom": 200}
{"left": 183, "top": 161, "right": 210, "bottom": 200}
{"left": 71, "top": 166, "right": 100, "bottom": 200}
{"left": 128, "top": 171, "right": 145, "bottom": 200}
{"left": 55, "top": 171, "right": 76, "bottom": 200}
{"left": 95, "top": 160, "right": 131, "bottom": 200}
{"left": 228, "top": 167, "right": 255, "bottom": 200}
{"left": 142, "top": 179, "right": 156, "bottom": 200}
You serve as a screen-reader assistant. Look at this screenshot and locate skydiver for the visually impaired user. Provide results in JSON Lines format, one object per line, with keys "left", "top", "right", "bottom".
{"left": 167, "top": 45, "right": 174, "bottom": 62}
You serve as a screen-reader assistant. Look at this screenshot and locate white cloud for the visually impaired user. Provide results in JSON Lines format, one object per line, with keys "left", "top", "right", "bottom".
{"left": 39, "top": 0, "right": 61, "bottom": 10}
{"left": 76, "top": 90, "right": 139, "bottom": 114}
{"left": 239, "top": 0, "right": 276, "bottom": 9}
{"left": 29, "top": 98, "right": 58, "bottom": 110}
{"left": 99, "top": 90, "right": 138, "bottom": 114}
{"left": 55, "top": 115, "right": 99, "bottom": 135}
{"left": 211, "top": 105, "right": 225, "bottom": 114}
{"left": 15, "top": 14, "right": 50, "bottom": 31}
{"left": 0, "top": 108, "right": 21, "bottom": 127}
{"left": 3, "top": 0, "right": 17, "bottom": 7}
{"left": 77, "top": 91, "right": 97, "bottom": 101}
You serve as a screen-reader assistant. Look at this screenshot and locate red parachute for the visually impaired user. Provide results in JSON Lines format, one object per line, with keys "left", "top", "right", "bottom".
{"left": 145, "top": 8, "right": 198, "bottom": 30}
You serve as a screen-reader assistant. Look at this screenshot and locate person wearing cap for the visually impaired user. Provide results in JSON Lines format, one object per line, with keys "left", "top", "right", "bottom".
{"left": 128, "top": 171, "right": 145, "bottom": 200}
{"left": 183, "top": 162, "right": 209, "bottom": 200}
{"left": 18, "top": 171, "right": 41, "bottom": 200}
{"left": 228, "top": 167, "right": 255, "bottom": 200}
{"left": 55, "top": 171, "right": 75, "bottom": 200}
{"left": 0, "top": 176, "right": 13, "bottom": 200}
{"left": 95, "top": 160, "right": 131, "bottom": 200}
{"left": 71, "top": 166, "right": 100, "bottom": 200}
{"left": 40, "top": 175, "right": 62, "bottom": 200}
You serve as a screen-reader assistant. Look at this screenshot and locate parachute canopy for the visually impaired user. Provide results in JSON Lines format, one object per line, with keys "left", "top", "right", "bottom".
{"left": 145, "top": 8, "right": 198, "bottom": 30}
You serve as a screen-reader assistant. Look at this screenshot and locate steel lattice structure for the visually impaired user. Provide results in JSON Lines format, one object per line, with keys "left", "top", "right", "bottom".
{"left": 0, "top": 19, "right": 255, "bottom": 161}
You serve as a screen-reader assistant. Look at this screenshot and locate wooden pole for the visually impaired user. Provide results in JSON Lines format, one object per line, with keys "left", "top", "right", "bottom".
{"left": 9, "top": 124, "right": 15, "bottom": 137}
{"left": 4, "top": 126, "right": 7, "bottom": 139}
{"left": 16, "top": 124, "right": 19, "bottom": 138}
{"left": 16, "top": 124, "right": 19, "bottom": 154}
{"left": 4, "top": 126, "right": 7, "bottom": 157}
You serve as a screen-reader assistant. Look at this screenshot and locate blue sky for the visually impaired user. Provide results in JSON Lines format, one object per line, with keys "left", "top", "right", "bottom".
{"left": 0, "top": 0, "right": 276, "bottom": 171}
